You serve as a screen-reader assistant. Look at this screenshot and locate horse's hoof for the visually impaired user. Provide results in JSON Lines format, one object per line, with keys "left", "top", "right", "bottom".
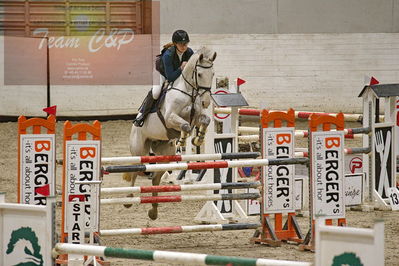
{"left": 192, "top": 137, "right": 204, "bottom": 147}
{"left": 176, "top": 140, "right": 186, "bottom": 147}
{"left": 123, "top": 194, "right": 133, "bottom": 208}
{"left": 148, "top": 209, "right": 158, "bottom": 220}
{"left": 122, "top": 173, "right": 132, "bottom": 182}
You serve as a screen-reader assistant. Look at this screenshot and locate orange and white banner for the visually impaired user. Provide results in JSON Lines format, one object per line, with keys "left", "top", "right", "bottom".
{"left": 19, "top": 135, "right": 55, "bottom": 205}
{"left": 65, "top": 140, "right": 100, "bottom": 232}
{"left": 311, "top": 131, "right": 345, "bottom": 219}
{"left": 262, "top": 128, "right": 295, "bottom": 213}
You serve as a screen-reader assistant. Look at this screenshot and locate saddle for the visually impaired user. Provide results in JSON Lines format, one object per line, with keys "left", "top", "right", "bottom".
{"left": 154, "top": 83, "right": 181, "bottom": 140}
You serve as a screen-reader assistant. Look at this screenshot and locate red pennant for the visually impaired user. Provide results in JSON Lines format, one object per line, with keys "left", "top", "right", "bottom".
{"left": 43, "top": 105, "right": 57, "bottom": 116}
{"left": 35, "top": 184, "right": 50, "bottom": 197}
{"left": 369, "top": 76, "right": 379, "bottom": 85}
{"left": 237, "top": 78, "right": 246, "bottom": 87}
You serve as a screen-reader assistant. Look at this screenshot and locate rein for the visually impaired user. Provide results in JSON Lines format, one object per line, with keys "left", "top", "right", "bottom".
{"left": 169, "top": 59, "right": 213, "bottom": 125}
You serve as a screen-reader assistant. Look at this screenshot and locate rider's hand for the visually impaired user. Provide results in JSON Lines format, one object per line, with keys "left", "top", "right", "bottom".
{"left": 180, "top": 61, "right": 188, "bottom": 70}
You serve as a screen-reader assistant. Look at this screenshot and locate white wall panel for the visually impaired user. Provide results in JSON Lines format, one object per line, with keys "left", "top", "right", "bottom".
{"left": 50, "top": 85, "right": 148, "bottom": 116}
{"left": 2, "top": 33, "right": 399, "bottom": 116}
{"left": 0, "top": 36, "right": 47, "bottom": 117}
{"left": 184, "top": 33, "right": 399, "bottom": 113}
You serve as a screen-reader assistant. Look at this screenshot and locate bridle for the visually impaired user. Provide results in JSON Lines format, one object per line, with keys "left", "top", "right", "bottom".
{"left": 185, "top": 59, "right": 214, "bottom": 95}
{"left": 170, "top": 57, "right": 214, "bottom": 124}
{"left": 179, "top": 58, "right": 213, "bottom": 97}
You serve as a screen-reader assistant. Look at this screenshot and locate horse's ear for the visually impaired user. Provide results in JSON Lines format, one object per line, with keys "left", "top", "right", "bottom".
{"left": 211, "top": 52, "right": 217, "bottom": 62}
{"left": 199, "top": 53, "right": 204, "bottom": 61}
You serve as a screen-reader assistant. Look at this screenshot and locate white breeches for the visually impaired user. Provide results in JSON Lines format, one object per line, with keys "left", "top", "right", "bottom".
{"left": 152, "top": 75, "right": 166, "bottom": 100}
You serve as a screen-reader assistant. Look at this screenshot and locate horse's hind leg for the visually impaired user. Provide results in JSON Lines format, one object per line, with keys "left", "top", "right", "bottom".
{"left": 147, "top": 171, "right": 162, "bottom": 220}
{"left": 122, "top": 172, "right": 138, "bottom": 208}
{"left": 123, "top": 126, "right": 150, "bottom": 208}
{"left": 148, "top": 140, "right": 175, "bottom": 220}
{"left": 192, "top": 114, "right": 210, "bottom": 146}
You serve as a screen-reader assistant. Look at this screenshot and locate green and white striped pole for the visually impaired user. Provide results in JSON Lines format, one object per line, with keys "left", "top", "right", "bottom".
{"left": 54, "top": 243, "right": 311, "bottom": 266}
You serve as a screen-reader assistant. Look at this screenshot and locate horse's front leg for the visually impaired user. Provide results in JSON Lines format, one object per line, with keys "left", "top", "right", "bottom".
{"left": 192, "top": 113, "right": 210, "bottom": 146}
{"left": 176, "top": 124, "right": 191, "bottom": 147}
{"left": 165, "top": 113, "right": 191, "bottom": 147}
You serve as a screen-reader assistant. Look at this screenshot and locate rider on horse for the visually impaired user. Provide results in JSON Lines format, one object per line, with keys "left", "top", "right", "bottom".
{"left": 134, "top": 30, "right": 194, "bottom": 127}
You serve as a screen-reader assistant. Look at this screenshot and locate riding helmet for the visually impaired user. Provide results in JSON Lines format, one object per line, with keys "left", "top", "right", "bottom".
{"left": 172, "top": 30, "right": 190, "bottom": 44}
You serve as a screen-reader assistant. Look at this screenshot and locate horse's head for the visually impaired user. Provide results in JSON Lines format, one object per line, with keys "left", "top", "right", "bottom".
{"left": 183, "top": 47, "right": 217, "bottom": 108}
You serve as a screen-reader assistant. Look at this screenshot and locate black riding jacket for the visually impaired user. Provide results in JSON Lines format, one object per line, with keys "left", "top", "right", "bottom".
{"left": 162, "top": 46, "right": 194, "bottom": 82}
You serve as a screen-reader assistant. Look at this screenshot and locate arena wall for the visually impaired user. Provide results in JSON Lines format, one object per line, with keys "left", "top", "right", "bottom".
{"left": 1, "top": 0, "right": 399, "bottom": 117}
{"left": 160, "top": 0, "right": 399, "bottom": 34}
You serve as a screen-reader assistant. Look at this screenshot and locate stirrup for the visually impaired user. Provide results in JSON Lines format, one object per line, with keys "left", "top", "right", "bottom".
{"left": 134, "top": 115, "right": 145, "bottom": 127}
{"left": 134, "top": 90, "right": 155, "bottom": 127}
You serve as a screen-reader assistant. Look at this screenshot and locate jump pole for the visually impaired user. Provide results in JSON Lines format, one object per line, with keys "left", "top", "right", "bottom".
{"left": 100, "top": 223, "right": 261, "bottom": 236}
{"left": 101, "top": 181, "right": 261, "bottom": 194}
{"left": 100, "top": 193, "right": 261, "bottom": 205}
{"left": 238, "top": 127, "right": 364, "bottom": 138}
{"left": 214, "top": 107, "right": 377, "bottom": 122}
{"left": 57, "top": 151, "right": 260, "bottom": 165}
{"left": 105, "top": 157, "right": 309, "bottom": 173}
{"left": 54, "top": 243, "right": 312, "bottom": 266}
{"left": 238, "top": 128, "right": 367, "bottom": 144}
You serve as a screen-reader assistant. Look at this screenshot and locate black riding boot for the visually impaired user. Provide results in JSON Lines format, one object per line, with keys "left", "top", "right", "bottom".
{"left": 134, "top": 90, "right": 155, "bottom": 127}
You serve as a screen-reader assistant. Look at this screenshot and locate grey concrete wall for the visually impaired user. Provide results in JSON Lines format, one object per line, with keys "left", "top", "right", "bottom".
{"left": 2, "top": 0, "right": 399, "bottom": 116}
{"left": 277, "top": 0, "right": 395, "bottom": 33}
{"left": 160, "top": 0, "right": 399, "bottom": 34}
{"left": 2, "top": 32, "right": 399, "bottom": 116}
{"left": 164, "top": 33, "right": 399, "bottom": 113}
{"left": 160, "top": 0, "right": 278, "bottom": 34}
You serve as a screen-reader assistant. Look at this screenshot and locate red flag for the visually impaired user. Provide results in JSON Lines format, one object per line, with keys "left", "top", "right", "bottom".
{"left": 369, "top": 76, "right": 379, "bottom": 85}
{"left": 35, "top": 184, "right": 50, "bottom": 197}
{"left": 237, "top": 78, "right": 246, "bottom": 87}
{"left": 43, "top": 105, "right": 57, "bottom": 116}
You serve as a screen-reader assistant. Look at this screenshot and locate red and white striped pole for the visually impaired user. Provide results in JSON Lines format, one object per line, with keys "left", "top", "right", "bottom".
{"left": 57, "top": 152, "right": 260, "bottom": 165}
{"left": 215, "top": 107, "right": 370, "bottom": 122}
{"left": 100, "top": 223, "right": 260, "bottom": 236}
{"left": 100, "top": 192, "right": 261, "bottom": 205}
{"left": 101, "top": 181, "right": 260, "bottom": 194}
{"left": 104, "top": 157, "right": 309, "bottom": 174}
